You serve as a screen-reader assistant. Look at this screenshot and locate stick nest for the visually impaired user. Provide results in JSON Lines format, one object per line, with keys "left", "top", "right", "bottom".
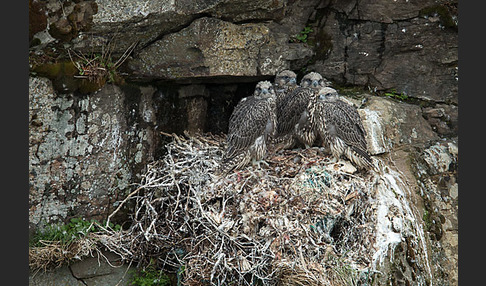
{"left": 31, "top": 132, "right": 381, "bottom": 285}
{"left": 101, "top": 132, "right": 380, "bottom": 285}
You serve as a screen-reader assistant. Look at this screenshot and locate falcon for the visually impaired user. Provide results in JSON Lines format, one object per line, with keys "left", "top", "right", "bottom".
{"left": 219, "top": 81, "right": 277, "bottom": 174}
{"left": 272, "top": 71, "right": 329, "bottom": 150}
{"left": 273, "top": 69, "right": 297, "bottom": 104}
{"left": 313, "top": 87, "right": 373, "bottom": 169}
{"left": 300, "top": 71, "right": 332, "bottom": 89}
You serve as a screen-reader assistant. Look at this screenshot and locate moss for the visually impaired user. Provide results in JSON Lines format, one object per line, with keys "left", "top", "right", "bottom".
{"left": 419, "top": 5, "right": 457, "bottom": 30}
{"left": 33, "top": 61, "right": 77, "bottom": 79}
{"left": 422, "top": 209, "right": 432, "bottom": 230}
{"left": 129, "top": 261, "right": 173, "bottom": 286}
{"left": 331, "top": 84, "right": 369, "bottom": 100}
{"left": 78, "top": 78, "right": 107, "bottom": 93}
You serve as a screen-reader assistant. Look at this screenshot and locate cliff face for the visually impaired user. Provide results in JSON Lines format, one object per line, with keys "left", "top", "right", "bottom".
{"left": 29, "top": 0, "right": 457, "bottom": 285}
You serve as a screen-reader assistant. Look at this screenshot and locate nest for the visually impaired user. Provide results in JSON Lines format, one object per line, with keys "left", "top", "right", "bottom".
{"left": 99, "top": 132, "right": 379, "bottom": 285}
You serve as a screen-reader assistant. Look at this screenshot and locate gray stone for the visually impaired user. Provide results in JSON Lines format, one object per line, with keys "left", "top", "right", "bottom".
{"left": 128, "top": 16, "right": 313, "bottom": 80}
{"left": 423, "top": 142, "right": 455, "bottom": 174}
{"left": 29, "top": 77, "right": 158, "bottom": 229}
{"left": 29, "top": 266, "right": 85, "bottom": 286}
{"left": 69, "top": 251, "right": 132, "bottom": 285}
{"left": 423, "top": 104, "right": 458, "bottom": 136}
{"left": 310, "top": 3, "right": 457, "bottom": 104}
{"left": 29, "top": 251, "right": 134, "bottom": 286}
{"left": 359, "top": 95, "right": 438, "bottom": 153}
{"left": 347, "top": 0, "right": 436, "bottom": 23}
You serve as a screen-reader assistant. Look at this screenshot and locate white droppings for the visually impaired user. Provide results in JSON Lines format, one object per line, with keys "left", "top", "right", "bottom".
{"left": 371, "top": 167, "right": 432, "bottom": 284}
{"left": 360, "top": 109, "right": 387, "bottom": 155}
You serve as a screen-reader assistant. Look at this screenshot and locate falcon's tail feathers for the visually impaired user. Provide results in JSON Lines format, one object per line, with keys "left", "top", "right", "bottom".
{"left": 349, "top": 146, "right": 374, "bottom": 170}
{"left": 217, "top": 152, "right": 248, "bottom": 176}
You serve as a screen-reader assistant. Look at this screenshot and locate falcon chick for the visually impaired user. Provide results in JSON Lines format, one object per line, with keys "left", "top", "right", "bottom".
{"left": 219, "top": 81, "right": 277, "bottom": 174}
{"left": 300, "top": 71, "right": 332, "bottom": 89}
{"left": 273, "top": 69, "right": 297, "bottom": 104}
{"left": 313, "top": 87, "right": 373, "bottom": 170}
{"left": 272, "top": 72, "right": 329, "bottom": 150}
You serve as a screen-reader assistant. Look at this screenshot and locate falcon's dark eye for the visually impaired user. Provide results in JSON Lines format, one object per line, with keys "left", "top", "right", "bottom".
{"left": 283, "top": 76, "right": 288, "bottom": 80}
{"left": 256, "top": 87, "right": 262, "bottom": 93}
{"left": 269, "top": 86, "right": 274, "bottom": 91}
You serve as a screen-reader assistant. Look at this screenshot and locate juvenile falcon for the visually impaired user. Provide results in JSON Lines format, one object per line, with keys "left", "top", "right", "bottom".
{"left": 300, "top": 71, "right": 332, "bottom": 89}
{"left": 273, "top": 71, "right": 329, "bottom": 150}
{"left": 313, "top": 87, "right": 373, "bottom": 169}
{"left": 219, "top": 80, "right": 277, "bottom": 174}
{"left": 273, "top": 70, "right": 297, "bottom": 104}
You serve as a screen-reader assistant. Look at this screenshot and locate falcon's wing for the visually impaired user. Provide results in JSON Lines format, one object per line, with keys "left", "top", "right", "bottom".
{"left": 277, "top": 87, "right": 314, "bottom": 135}
{"left": 323, "top": 101, "right": 368, "bottom": 151}
{"left": 225, "top": 97, "right": 273, "bottom": 159}
{"left": 334, "top": 100, "right": 367, "bottom": 137}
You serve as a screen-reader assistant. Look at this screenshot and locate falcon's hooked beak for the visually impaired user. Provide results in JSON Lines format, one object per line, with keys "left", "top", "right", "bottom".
{"left": 289, "top": 78, "right": 297, "bottom": 85}
{"left": 312, "top": 80, "right": 320, "bottom": 87}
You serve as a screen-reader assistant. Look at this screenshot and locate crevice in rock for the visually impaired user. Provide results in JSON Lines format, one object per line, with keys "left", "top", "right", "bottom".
{"left": 229, "top": 16, "right": 277, "bottom": 25}
{"left": 137, "top": 13, "right": 213, "bottom": 51}
{"left": 137, "top": 11, "right": 281, "bottom": 53}
{"left": 68, "top": 265, "right": 87, "bottom": 286}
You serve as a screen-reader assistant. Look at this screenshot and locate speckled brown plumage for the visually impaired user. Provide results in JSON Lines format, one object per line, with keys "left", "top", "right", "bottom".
{"left": 272, "top": 72, "right": 329, "bottom": 150}
{"left": 313, "top": 87, "right": 373, "bottom": 169}
{"left": 219, "top": 81, "right": 277, "bottom": 174}
{"left": 274, "top": 70, "right": 298, "bottom": 105}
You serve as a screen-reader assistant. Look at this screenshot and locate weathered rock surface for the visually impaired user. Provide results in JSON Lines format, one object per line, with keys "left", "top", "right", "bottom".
{"left": 29, "top": 77, "right": 160, "bottom": 230}
{"left": 308, "top": 1, "right": 458, "bottom": 103}
{"left": 412, "top": 139, "right": 458, "bottom": 286}
{"left": 30, "top": 250, "right": 133, "bottom": 286}
{"left": 359, "top": 95, "right": 438, "bottom": 153}
{"left": 31, "top": 0, "right": 457, "bottom": 103}
{"left": 128, "top": 16, "right": 313, "bottom": 80}
{"left": 30, "top": 265, "right": 85, "bottom": 286}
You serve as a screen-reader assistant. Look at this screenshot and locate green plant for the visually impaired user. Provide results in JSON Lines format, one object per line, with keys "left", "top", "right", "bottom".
{"left": 422, "top": 209, "right": 432, "bottom": 230}
{"left": 295, "top": 26, "right": 313, "bottom": 43}
{"left": 29, "top": 218, "right": 121, "bottom": 247}
{"left": 68, "top": 40, "right": 137, "bottom": 85}
{"left": 176, "top": 265, "right": 185, "bottom": 286}
{"left": 129, "top": 264, "right": 171, "bottom": 286}
{"left": 383, "top": 89, "right": 409, "bottom": 101}
{"left": 30, "top": 218, "right": 94, "bottom": 247}
{"left": 326, "top": 254, "right": 362, "bottom": 285}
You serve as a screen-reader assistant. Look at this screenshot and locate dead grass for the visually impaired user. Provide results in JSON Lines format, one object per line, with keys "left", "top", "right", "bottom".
{"left": 29, "top": 237, "right": 96, "bottom": 273}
